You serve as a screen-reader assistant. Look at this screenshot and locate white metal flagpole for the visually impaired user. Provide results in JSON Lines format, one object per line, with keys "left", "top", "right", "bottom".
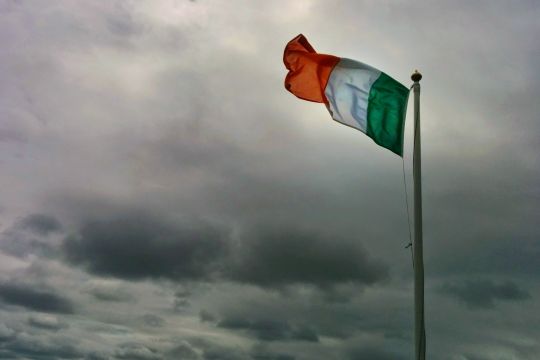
{"left": 411, "top": 70, "right": 426, "bottom": 360}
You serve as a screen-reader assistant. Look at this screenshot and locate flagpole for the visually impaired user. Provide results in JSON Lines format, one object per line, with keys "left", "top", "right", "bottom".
{"left": 411, "top": 70, "right": 426, "bottom": 360}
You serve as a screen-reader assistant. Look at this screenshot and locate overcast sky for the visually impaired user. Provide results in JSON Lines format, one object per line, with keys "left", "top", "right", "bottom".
{"left": 1, "top": 1, "right": 539, "bottom": 359}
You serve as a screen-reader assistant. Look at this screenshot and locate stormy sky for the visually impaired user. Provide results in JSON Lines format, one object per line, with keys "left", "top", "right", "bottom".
{"left": 0, "top": 1, "right": 539, "bottom": 359}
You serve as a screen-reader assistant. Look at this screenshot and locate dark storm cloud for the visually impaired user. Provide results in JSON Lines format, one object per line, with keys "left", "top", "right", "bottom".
{"left": 252, "top": 355, "right": 295, "bottom": 360}
{"left": 199, "top": 309, "right": 217, "bottom": 323}
{"left": 209, "top": 284, "right": 413, "bottom": 347}
{"left": 229, "top": 227, "right": 388, "bottom": 288}
{"left": 60, "top": 210, "right": 387, "bottom": 292}
{"left": 192, "top": 340, "right": 297, "bottom": 360}
{"left": 347, "top": 346, "right": 407, "bottom": 360}
{"left": 459, "top": 355, "right": 489, "bottom": 360}
{"left": 218, "top": 316, "right": 318, "bottom": 342}
{"left": 85, "top": 284, "right": 134, "bottom": 303}
{"left": 1, "top": 333, "right": 82, "bottom": 359}
{"left": 200, "top": 343, "right": 248, "bottom": 360}
{"left": 0, "top": 324, "right": 15, "bottom": 342}
{"left": 250, "top": 344, "right": 296, "bottom": 360}
{"left": 429, "top": 236, "right": 540, "bottom": 277}
{"left": 0, "top": 282, "right": 74, "bottom": 314}
{"left": 19, "top": 214, "right": 62, "bottom": 235}
{"left": 440, "top": 279, "right": 531, "bottom": 309}
{"left": 62, "top": 214, "right": 230, "bottom": 281}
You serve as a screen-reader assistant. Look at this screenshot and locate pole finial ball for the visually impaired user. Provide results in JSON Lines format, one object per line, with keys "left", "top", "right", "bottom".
{"left": 411, "top": 70, "right": 422, "bottom": 82}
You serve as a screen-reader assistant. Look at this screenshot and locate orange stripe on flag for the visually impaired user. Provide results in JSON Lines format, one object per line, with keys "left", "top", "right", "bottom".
{"left": 283, "top": 34, "right": 340, "bottom": 104}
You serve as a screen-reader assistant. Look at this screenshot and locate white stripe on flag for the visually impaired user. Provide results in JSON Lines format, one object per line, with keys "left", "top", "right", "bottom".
{"left": 324, "top": 58, "right": 381, "bottom": 133}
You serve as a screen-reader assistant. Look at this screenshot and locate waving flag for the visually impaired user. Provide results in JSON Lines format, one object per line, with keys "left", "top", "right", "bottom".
{"left": 284, "top": 34, "right": 409, "bottom": 156}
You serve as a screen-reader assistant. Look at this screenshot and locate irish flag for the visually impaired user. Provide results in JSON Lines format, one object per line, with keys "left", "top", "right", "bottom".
{"left": 284, "top": 34, "right": 409, "bottom": 156}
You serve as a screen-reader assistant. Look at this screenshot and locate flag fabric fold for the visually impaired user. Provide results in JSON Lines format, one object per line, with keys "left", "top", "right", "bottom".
{"left": 283, "top": 34, "right": 409, "bottom": 156}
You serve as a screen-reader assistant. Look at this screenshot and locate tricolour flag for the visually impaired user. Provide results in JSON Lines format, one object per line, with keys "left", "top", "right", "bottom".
{"left": 284, "top": 34, "right": 409, "bottom": 156}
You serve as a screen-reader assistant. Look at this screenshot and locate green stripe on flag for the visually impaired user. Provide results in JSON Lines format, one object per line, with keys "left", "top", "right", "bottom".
{"left": 366, "top": 73, "right": 410, "bottom": 156}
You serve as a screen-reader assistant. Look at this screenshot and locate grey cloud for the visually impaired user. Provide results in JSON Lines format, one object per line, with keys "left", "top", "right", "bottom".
{"left": 229, "top": 227, "right": 389, "bottom": 289}
{"left": 0, "top": 232, "right": 54, "bottom": 259}
{"left": 63, "top": 215, "right": 229, "bottom": 281}
{"left": 459, "top": 355, "right": 488, "bottom": 360}
{"left": 192, "top": 340, "right": 298, "bottom": 360}
{"left": 440, "top": 279, "right": 531, "bottom": 309}
{"left": 0, "top": 324, "right": 15, "bottom": 341}
{"left": 0, "top": 214, "right": 62, "bottom": 258}
{"left": 347, "top": 346, "right": 407, "bottom": 360}
{"left": 165, "top": 342, "right": 200, "bottom": 360}
{"left": 184, "top": 338, "right": 250, "bottom": 360}
{"left": 114, "top": 342, "right": 162, "bottom": 360}
{"left": 86, "top": 352, "right": 114, "bottom": 360}
{"left": 204, "top": 282, "right": 413, "bottom": 344}
{"left": 429, "top": 236, "right": 540, "bottom": 278}
{"left": 28, "top": 314, "right": 68, "bottom": 331}
{"left": 174, "top": 288, "right": 192, "bottom": 311}
{"left": 194, "top": 341, "right": 297, "bottom": 360}
{"left": 0, "top": 282, "right": 74, "bottom": 314}
{"left": 202, "top": 345, "right": 249, "bottom": 360}
{"left": 86, "top": 286, "right": 134, "bottom": 303}
{"left": 199, "top": 309, "right": 217, "bottom": 323}
{"left": 140, "top": 314, "right": 165, "bottom": 327}
{"left": 20, "top": 214, "right": 62, "bottom": 235}
{"left": 252, "top": 355, "right": 295, "bottom": 360}
{"left": 218, "top": 316, "right": 318, "bottom": 342}
{"left": 60, "top": 211, "right": 387, "bottom": 292}
{"left": 1, "top": 1, "right": 539, "bottom": 359}
{"left": 1, "top": 332, "right": 82, "bottom": 359}
{"left": 0, "top": 128, "right": 26, "bottom": 143}
{"left": 290, "top": 327, "right": 319, "bottom": 342}
{"left": 104, "top": 3, "right": 145, "bottom": 40}
{"left": 1, "top": 2, "right": 145, "bottom": 53}
{"left": 250, "top": 344, "right": 295, "bottom": 360}
{"left": 174, "top": 297, "right": 191, "bottom": 311}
